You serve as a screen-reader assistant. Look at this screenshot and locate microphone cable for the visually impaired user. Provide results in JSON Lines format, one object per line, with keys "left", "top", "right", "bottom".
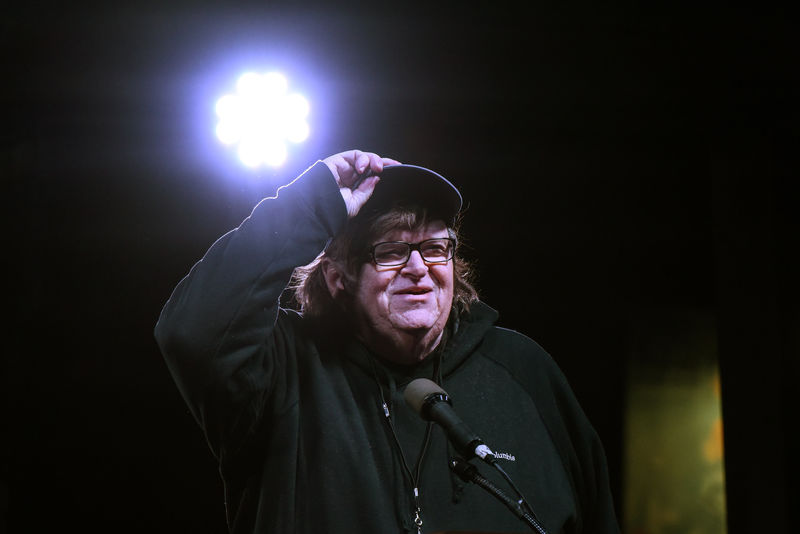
{"left": 486, "top": 457, "right": 538, "bottom": 519}
{"left": 450, "top": 457, "right": 548, "bottom": 534}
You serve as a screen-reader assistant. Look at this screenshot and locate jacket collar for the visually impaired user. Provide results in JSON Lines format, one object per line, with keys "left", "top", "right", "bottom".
{"left": 339, "top": 301, "right": 499, "bottom": 387}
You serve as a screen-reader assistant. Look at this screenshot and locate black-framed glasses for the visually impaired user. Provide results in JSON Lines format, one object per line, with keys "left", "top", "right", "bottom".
{"left": 369, "top": 238, "right": 456, "bottom": 267}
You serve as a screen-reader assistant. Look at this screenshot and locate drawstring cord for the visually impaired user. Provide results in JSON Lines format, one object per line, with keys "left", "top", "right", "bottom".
{"left": 369, "top": 355, "right": 438, "bottom": 534}
{"left": 366, "top": 311, "right": 458, "bottom": 532}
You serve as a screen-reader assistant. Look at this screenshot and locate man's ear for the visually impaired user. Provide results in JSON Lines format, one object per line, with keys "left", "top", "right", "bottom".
{"left": 321, "top": 258, "right": 347, "bottom": 299}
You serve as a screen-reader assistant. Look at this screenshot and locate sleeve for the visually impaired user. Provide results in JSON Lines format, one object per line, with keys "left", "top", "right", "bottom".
{"left": 485, "top": 327, "right": 621, "bottom": 533}
{"left": 534, "top": 350, "right": 621, "bottom": 534}
{"left": 153, "top": 161, "right": 347, "bottom": 456}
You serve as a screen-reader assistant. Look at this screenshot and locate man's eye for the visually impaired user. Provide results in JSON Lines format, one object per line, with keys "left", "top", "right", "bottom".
{"left": 383, "top": 250, "right": 406, "bottom": 259}
{"left": 422, "top": 241, "right": 450, "bottom": 255}
{"left": 375, "top": 244, "right": 408, "bottom": 260}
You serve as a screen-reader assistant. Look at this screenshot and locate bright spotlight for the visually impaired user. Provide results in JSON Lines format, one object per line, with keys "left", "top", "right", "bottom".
{"left": 215, "top": 71, "right": 310, "bottom": 168}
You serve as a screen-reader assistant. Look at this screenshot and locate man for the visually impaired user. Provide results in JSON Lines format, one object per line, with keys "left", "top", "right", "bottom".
{"left": 155, "top": 150, "right": 620, "bottom": 534}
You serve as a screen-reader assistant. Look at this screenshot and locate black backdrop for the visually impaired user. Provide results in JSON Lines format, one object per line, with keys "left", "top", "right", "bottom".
{"left": 6, "top": 3, "right": 797, "bottom": 533}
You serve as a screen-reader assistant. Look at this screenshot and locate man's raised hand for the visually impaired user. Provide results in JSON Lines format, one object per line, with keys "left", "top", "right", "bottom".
{"left": 323, "top": 150, "right": 401, "bottom": 218}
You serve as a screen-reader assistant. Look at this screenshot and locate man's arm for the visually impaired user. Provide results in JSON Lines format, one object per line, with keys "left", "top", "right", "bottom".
{"left": 153, "top": 151, "right": 398, "bottom": 454}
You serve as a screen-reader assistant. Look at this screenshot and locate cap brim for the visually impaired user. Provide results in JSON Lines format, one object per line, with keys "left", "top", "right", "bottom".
{"left": 360, "top": 164, "right": 462, "bottom": 223}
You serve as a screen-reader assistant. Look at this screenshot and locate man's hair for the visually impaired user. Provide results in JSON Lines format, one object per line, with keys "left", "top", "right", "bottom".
{"left": 290, "top": 205, "right": 479, "bottom": 319}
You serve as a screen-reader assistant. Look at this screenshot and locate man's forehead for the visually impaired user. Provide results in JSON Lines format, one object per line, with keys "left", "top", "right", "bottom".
{"left": 377, "top": 220, "right": 449, "bottom": 241}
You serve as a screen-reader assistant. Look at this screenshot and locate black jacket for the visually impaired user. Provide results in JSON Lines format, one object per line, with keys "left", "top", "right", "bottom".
{"left": 155, "top": 161, "right": 620, "bottom": 534}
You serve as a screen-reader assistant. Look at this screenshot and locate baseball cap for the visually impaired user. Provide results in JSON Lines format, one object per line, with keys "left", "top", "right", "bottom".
{"left": 359, "top": 164, "right": 463, "bottom": 224}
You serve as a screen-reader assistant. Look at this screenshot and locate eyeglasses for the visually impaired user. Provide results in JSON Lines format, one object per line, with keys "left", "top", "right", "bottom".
{"left": 369, "top": 238, "right": 456, "bottom": 267}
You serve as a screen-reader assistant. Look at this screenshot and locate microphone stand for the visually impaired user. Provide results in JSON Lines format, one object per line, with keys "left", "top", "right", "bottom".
{"left": 450, "top": 457, "right": 548, "bottom": 534}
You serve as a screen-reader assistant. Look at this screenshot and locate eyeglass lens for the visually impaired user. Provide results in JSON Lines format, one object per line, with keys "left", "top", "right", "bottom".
{"left": 372, "top": 238, "right": 453, "bottom": 266}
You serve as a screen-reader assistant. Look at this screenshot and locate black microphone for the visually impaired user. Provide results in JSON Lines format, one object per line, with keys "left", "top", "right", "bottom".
{"left": 404, "top": 378, "right": 495, "bottom": 463}
{"left": 405, "top": 380, "right": 548, "bottom": 533}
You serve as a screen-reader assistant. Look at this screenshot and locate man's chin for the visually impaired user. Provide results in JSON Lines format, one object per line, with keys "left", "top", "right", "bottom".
{"left": 391, "top": 312, "right": 442, "bottom": 335}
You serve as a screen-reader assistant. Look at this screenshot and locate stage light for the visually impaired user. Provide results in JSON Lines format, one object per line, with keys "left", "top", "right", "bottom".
{"left": 215, "top": 71, "right": 310, "bottom": 168}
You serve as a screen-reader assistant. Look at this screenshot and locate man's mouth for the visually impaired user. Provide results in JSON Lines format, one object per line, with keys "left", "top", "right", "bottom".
{"left": 396, "top": 286, "right": 432, "bottom": 296}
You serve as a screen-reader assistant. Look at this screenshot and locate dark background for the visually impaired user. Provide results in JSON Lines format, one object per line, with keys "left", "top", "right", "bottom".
{"left": 5, "top": 2, "right": 797, "bottom": 533}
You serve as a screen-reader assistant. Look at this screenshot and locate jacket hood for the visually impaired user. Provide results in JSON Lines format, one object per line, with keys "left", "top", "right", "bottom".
{"left": 437, "top": 301, "right": 499, "bottom": 378}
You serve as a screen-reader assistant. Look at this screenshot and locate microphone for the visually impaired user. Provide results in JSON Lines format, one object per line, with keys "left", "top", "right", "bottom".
{"left": 404, "top": 378, "right": 495, "bottom": 462}
{"left": 405, "top": 380, "right": 548, "bottom": 533}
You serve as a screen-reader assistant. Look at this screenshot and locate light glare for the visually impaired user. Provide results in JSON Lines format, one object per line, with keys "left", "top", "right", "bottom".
{"left": 215, "top": 121, "right": 240, "bottom": 145}
{"left": 215, "top": 71, "right": 310, "bottom": 168}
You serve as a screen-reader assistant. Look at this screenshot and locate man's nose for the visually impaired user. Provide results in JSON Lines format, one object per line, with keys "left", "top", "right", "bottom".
{"left": 402, "top": 250, "right": 428, "bottom": 275}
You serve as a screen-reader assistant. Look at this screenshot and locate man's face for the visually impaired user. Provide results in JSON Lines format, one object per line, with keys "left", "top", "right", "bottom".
{"left": 351, "top": 220, "right": 454, "bottom": 362}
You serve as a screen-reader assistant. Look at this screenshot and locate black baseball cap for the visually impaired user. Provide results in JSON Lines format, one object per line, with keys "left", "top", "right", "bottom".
{"left": 359, "top": 164, "right": 463, "bottom": 224}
